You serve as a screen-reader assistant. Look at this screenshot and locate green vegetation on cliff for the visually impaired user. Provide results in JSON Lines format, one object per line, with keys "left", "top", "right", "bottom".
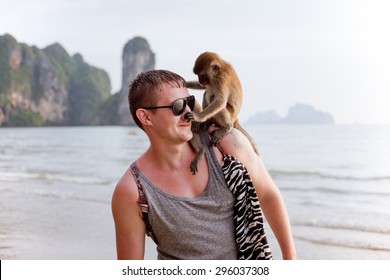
{"left": 0, "top": 33, "right": 112, "bottom": 126}
{"left": 7, "top": 109, "right": 44, "bottom": 126}
{"left": 68, "top": 54, "right": 111, "bottom": 125}
{"left": 43, "top": 43, "right": 77, "bottom": 87}
{"left": 0, "top": 34, "right": 16, "bottom": 94}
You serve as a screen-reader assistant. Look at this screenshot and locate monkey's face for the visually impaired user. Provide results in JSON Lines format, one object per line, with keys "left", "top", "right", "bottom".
{"left": 198, "top": 74, "right": 209, "bottom": 85}
{"left": 193, "top": 53, "right": 221, "bottom": 86}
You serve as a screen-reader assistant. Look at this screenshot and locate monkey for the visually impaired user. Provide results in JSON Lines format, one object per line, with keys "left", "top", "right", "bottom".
{"left": 185, "top": 51, "right": 260, "bottom": 174}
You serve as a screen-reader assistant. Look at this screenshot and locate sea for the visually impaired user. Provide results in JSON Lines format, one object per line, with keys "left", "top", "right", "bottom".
{"left": 0, "top": 124, "right": 389, "bottom": 260}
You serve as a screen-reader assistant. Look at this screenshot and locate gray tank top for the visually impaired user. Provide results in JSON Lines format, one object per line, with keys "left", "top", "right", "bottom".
{"left": 132, "top": 145, "right": 238, "bottom": 260}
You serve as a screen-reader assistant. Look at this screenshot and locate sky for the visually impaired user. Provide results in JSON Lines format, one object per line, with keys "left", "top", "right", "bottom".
{"left": 1, "top": 0, "right": 390, "bottom": 124}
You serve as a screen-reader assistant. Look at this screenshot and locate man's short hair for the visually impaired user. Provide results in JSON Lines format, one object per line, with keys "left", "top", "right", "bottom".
{"left": 128, "top": 70, "right": 186, "bottom": 129}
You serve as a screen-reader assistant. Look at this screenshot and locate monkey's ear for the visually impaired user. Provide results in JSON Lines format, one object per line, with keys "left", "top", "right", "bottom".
{"left": 136, "top": 109, "right": 152, "bottom": 126}
{"left": 210, "top": 61, "right": 221, "bottom": 72}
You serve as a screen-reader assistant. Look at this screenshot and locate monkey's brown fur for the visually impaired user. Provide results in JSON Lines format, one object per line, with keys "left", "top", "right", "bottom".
{"left": 185, "top": 51, "right": 259, "bottom": 174}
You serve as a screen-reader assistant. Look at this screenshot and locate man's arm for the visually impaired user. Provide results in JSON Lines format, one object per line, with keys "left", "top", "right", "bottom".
{"left": 218, "top": 128, "right": 296, "bottom": 259}
{"left": 111, "top": 168, "right": 146, "bottom": 259}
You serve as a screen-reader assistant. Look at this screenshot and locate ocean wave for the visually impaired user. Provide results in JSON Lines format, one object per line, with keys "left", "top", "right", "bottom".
{"left": 282, "top": 185, "right": 390, "bottom": 198}
{"left": 280, "top": 184, "right": 390, "bottom": 199}
{"left": 0, "top": 187, "right": 110, "bottom": 204}
{"left": 292, "top": 221, "right": 390, "bottom": 252}
{"left": 294, "top": 220, "right": 390, "bottom": 235}
{"left": 269, "top": 169, "right": 390, "bottom": 182}
{"left": 0, "top": 171, "right": 37, "bottom": 182}
{"left": 294, "top": 235, "right": 390, "bottom": 252}
{"left": 0, "top": 171, "right": 112, "bottom": 185}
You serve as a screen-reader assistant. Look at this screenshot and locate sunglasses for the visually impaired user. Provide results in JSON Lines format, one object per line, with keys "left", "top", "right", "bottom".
{"left": 143, "top": 95, "right": 195, "bottom": 116}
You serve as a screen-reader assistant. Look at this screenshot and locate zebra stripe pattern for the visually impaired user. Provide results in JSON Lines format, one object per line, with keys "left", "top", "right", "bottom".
{"left": 222, "top": 154, "right": 273, "bottom": 260}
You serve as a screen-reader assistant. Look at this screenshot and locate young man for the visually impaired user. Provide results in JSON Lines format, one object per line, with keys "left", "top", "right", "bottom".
{"left": 111, "top": 70, "right": 296, "bottom": 260}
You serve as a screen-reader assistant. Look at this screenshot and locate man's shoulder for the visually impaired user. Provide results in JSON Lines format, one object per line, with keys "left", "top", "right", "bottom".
{"left": 112, "top": 165, "right": 139, "bottom": 204}
{"left": 216, "top": 128, "right": 250, "bottom": 156}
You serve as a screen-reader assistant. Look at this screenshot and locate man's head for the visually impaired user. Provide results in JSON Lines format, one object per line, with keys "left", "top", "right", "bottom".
{"left": 128, "top": 70, "right": 186, "bottom": 129}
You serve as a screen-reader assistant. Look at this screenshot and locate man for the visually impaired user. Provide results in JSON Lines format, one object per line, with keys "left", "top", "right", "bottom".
{"left": 111, "top": 70, "right": 296, "bottom": 260}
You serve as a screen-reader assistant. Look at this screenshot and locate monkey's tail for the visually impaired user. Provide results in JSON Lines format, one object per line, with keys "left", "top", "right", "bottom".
{"left": 234, "top": 121, "right": 260, "bottom": 156}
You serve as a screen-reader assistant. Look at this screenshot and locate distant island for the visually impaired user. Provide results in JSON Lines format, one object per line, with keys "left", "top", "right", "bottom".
{"left": 246, "top": 103, "right": 335, "bottom": 124}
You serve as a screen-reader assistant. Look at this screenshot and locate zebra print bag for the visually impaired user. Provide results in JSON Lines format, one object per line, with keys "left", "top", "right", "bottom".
{"left": 222, "top": 154, "right": 273, "bottom": 260}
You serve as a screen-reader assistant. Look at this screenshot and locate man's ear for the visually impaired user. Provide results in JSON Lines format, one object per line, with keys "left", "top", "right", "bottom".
{"left": 136, "top": 109, "right": 152, "bottom": 126}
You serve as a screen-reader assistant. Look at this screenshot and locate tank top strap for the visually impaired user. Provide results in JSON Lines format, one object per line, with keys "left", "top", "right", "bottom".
{"left": 130, "top": 162, "right": 158, "bottom": 244}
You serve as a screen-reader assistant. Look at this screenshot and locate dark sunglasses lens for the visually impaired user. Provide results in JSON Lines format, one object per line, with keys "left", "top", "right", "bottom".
{"left": 172, "top": 99, "right": 186, "bottom": 116}
{"left": 187, "top": 96, "right": 195, "bottom": 111}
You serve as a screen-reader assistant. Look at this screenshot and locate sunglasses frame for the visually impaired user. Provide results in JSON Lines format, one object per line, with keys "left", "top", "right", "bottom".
{"left": 142, "top": 95, "right": 195, "bottom": 116}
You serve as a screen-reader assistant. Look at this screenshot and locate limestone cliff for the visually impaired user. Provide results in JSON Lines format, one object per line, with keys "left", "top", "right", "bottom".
{"left": 118, "top": 37, "right": 155, "bottom": 125}
{"left": 99, "top": 36, "right": 155, "bottom": 125}
{"left": 0, "top": 34, "right": 68, "bottom": 125}
{"left": 0, "top": 34, "right": 111, "bottom": 126}
{"left": 0, "top": 34, "right": 155, "bottom": 126}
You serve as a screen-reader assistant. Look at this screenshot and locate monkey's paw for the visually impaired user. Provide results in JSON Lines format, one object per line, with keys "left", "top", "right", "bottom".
{"left": 184, "top": 112, "right": 194, "bottom": 122}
